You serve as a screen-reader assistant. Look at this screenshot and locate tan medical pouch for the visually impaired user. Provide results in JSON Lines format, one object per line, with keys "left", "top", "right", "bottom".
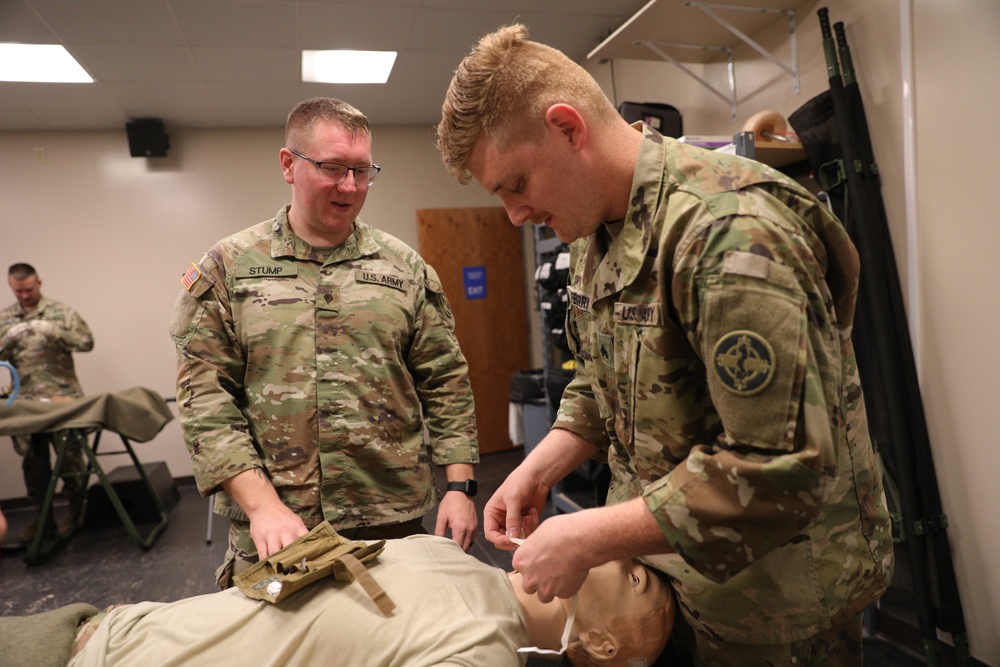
{"left": 234, "top": 521, "right": 395, "bottom": 615}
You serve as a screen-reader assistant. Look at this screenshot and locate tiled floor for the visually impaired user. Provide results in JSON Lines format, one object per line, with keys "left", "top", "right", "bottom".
{"left": 0, "top": 448, "right": 933, "bottom": 665}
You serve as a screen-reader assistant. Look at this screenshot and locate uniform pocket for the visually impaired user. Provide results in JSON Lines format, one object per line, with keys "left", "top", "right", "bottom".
{"left": 665, "top": 536, "right": 827, "bottom": 643}
{"left": 702, "top": 271, "right": 806, "bottom": 450}
{"left": 631, "top": 335, "right": 708, "bottom": 476}
{"left": 169, "top": 289, "right": 205, "bottom": 344}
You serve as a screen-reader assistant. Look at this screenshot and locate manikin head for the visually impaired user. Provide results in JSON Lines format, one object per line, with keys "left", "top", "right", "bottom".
{"left": 510, "top": 559, "right": 675, "bottom": 666}
{"left": 7, "top": 263, "right": 42, "bottom": 311}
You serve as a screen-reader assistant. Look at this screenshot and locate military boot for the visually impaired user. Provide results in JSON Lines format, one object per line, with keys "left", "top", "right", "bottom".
{"left": 18, "top": 513, "right": 58, "bottom": 544}
{"left": 58, "top": 492, "right": 87, "bottom": 538}
{"left": 18, "top": 516, "right": 39, "bottom": 544}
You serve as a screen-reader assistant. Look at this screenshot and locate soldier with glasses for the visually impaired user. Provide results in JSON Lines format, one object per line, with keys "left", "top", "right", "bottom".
{"left": 171, "top": 97, "right": 479, "bottom": 589}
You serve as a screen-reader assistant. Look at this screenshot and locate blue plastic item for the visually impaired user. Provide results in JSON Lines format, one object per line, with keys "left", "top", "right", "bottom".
{"left": 1, "top": 361, "right": 19, "bottom": 406}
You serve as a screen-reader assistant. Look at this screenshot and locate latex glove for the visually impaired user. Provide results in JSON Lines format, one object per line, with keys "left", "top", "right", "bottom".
{"left": 4, "top": 322, "right": 33, "bottom": 342}
{"left": 28, "top": 320, "right": 57, "bottom": 336}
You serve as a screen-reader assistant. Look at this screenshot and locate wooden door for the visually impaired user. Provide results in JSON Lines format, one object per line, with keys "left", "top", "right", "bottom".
{"left": 416, "top": 207, "right": 531, "bottom": 454}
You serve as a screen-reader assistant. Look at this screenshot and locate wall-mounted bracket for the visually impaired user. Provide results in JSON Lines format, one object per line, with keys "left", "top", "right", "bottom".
{"left": 684, "top": 1, "right": 800, "bottom": 94}
{"left": 635, "top": 40, "right": 737, "bottom": 119}
{"left": 594, "top": 0, "right": 803, "bottom": 120}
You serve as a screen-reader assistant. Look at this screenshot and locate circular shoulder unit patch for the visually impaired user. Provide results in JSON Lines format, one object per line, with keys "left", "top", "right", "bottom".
{"left": 711, "top": 330, "right": 776, "bottom": 396}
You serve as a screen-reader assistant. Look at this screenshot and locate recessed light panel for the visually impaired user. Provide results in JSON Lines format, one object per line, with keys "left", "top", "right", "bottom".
{"left": 0, "top": 44, "right": 93, "bottom": 83}
{"left": 301, "top": 50, "right": 397, "bottom": 84}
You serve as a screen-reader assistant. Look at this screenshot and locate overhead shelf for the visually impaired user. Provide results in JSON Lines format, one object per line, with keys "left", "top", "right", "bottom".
{"left": 588, "top": 0, "right": 810, "bottom": 119}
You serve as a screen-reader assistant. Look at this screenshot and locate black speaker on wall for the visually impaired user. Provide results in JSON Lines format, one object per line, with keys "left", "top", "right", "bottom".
{"left": 126, "top": 118, "right": 170, "bottom": 157}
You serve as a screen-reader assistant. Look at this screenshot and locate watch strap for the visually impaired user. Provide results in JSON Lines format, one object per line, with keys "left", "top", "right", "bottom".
{"left": 446, "top": 480, "right": 477, "bottom": 497}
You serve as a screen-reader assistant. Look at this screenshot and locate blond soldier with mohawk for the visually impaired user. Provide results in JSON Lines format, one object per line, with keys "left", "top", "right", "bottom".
{"left": 171, "top": 98, "right": 479, "bottom": 588}
{"left": 437, "top": 24, "right": 893, "bottom": 666}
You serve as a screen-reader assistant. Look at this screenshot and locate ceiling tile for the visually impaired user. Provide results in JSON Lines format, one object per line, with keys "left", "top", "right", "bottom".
{"left": 0, "top": 0, "right": 654, "bottom": 130}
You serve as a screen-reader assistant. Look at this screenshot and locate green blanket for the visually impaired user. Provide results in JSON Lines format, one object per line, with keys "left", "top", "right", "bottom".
{"left": 0, "top": 603, "right": 98, "bottom": 667}
{"left": 0, "top": 387, "right": 173, "bottom": 441}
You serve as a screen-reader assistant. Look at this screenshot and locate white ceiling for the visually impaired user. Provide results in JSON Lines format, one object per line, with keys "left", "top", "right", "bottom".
{"left": 0, "top": 0, "right": 649, "bottom": 132}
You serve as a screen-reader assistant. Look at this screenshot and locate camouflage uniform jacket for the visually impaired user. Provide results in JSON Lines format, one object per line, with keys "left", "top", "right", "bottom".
{"left": 0, "top": 296, "right": 93, "bottom": 399}
{"left": 554, "top": 124, "right": 893, "bottom": 644}
{"left": 170, "top": 206, "right": 478, "bottom": 531}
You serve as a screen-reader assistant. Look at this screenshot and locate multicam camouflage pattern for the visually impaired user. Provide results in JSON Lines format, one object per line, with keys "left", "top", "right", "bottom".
{"left": 170, "top": 206, "right": 478, "bottom": 540}
{"left": 1, "top": 296, "right": 93, "bottom": 505}
{"left": 555, "top": 123, "right": 893, "bottom": 644}
{"left": 0, "top": 296, "right": 93, "bottom": 399}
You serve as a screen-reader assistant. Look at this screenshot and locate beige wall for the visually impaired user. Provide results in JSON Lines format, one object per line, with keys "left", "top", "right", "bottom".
{"left": 1, "top": 0, "right": 997, "bottom": 662}
{"left": 912, "top": 0, "right": 1000, "bottom": 662}
{"left": 0, "top": 124, "right": 499, "bottom": 497}
{"left": 588, "top": 0, "right": 999, "bottom": 662}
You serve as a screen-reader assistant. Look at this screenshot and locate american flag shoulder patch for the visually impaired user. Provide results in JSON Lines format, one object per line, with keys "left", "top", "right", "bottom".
{"left": 181, "top": 263, "right": 202, "bottom": 291}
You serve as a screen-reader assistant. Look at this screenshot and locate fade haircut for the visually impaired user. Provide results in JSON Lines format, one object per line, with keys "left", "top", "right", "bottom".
{"left": 285, "top": 97, "right": 371, "bottom": 150}
{"left": 8, "top": 263, "right": 37, "bottom": 281}
{"left": 437, "top": 24, "right": 619, "bottom": 184}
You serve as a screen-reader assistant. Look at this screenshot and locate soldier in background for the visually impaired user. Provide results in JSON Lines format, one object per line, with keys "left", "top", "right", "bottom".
{"left": 437, "top": 25, "right": 893, "bottom": 665}
{"left": 1, "top": 263, "right": 94, "bottom": 541}
{"left": 170, "top": 97, "right": 479, "bottom": 588}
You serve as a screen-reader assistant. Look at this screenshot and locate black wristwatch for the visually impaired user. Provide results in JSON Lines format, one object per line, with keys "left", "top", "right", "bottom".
{"left": 446, "top": 480, "right": 478, "bottom": 497}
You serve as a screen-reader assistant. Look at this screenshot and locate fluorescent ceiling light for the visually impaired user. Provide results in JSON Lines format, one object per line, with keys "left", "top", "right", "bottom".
{"left": 302, "top": 50, "right": 396, "bottom": 84}
{"left": 0, "top": 43, "right": 93, "bottom": 83}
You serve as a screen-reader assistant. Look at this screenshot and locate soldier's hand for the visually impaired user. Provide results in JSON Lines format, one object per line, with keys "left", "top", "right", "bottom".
{"left": 29, "top": 320, "right": 56, "bottom": 336}
{"left": 483, "top": 466, "right": 547, "bottom": 551}
{"left": 510, "top": 511, "right": 592, "bottom": 602}
{"left": 248, "top": 503, "right": 309, "bottom": 560}
{"left": 434, "top": 491, "right": 478, "bottom": 551}
{"left": 4, "top": 322, "right": 32, "bottom": 342}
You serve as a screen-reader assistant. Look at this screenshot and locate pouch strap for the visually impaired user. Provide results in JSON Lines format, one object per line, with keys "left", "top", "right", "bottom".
{"left": 334, "top": 552, "right": 397, "bottom": 616}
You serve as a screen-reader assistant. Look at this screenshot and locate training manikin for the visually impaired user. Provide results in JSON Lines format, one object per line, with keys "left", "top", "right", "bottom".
{"left": 2, "top": 535, "right": 674, "bottom": 667}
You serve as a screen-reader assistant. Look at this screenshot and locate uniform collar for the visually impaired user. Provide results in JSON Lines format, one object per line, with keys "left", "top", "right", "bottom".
{"left": 576, "top": 122, "right": 666, "bottom": 301}
{"left": 270, "top": 204, "right": 381, "bottom": 264}
{"left": 13, "top": 295, "right": 48, "bottom": 318}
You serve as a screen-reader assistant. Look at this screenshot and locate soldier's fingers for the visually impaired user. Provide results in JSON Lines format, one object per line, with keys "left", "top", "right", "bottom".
{"left": 433, "top": 512, "right": 448, "bottom": 538}
{"left": 521, "top": 507, "right": 540, "bottom": 537}
{"left": 457, "top": 524, "right": 476, "bottom": 551}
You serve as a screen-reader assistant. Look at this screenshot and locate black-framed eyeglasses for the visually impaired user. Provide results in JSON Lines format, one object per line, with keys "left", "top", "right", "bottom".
{"left": 287, "top": 148, "right": 381, "bottom": 187}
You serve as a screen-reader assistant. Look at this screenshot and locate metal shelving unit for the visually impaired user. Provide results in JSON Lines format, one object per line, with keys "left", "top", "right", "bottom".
{"left": 588, "top": 0, "right": 810, "bottom": 119}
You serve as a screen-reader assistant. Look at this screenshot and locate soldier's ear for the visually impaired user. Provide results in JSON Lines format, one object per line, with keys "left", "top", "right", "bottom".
{"left": 544, "top": 104, "right": 587, "bottom": 152}
{"left": 279, "top": 148, "right": 296, "bottom": 184}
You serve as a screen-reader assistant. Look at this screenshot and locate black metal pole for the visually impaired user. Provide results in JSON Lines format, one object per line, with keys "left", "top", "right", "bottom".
{"left": 817, "top": 7, "right": 941, "bottom": 664}
{"left": 834, "top": 21, "right": 969, "bottom": 665}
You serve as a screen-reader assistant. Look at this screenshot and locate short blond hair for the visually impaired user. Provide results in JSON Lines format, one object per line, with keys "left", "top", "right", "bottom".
{"left": 437, "top": 24, "right": 618, "bottom": 184}
{"left": 285, "top": 97, "right": 371, "bottom": 149}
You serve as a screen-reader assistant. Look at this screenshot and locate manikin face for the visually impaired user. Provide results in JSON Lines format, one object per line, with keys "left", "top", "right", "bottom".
{"left": 280, "top": 119, "right": 373, "bottom": 247}
{"left": 466, "top": 129, "right": 605, "bottom": 244}
{"left": 8, "top": 275, "right": 42, "bottom": 311}
{"left": 570, "top": 559, "right": 671, "bottom": 631}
